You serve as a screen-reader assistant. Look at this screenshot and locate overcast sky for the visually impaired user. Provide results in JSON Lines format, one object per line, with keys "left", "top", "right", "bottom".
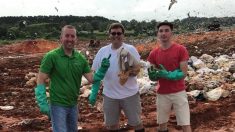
{"left": 0, "top": 0, "right": 234, "bottom": 21}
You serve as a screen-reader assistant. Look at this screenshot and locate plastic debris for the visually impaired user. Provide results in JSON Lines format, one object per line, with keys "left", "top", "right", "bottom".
{"left": 0, "top": 106, "right": 14, "bottom": 110}
{"left": 205, "top": 87, "right": 223, "bottom": 101}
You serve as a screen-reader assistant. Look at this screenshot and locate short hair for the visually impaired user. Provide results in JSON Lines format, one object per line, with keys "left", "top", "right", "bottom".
{"left": 61, "top": 25, "right": 76, "bottom": 34}
{"left": 108, "top": 23, "right": 125, "bottom": 33}
{"left": 156, "top": 22, "right": 173, "bottom": 31}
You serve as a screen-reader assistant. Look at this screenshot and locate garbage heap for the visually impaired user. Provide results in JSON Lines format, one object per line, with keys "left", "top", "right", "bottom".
{"left": 186, "top": 54, "right": 235, "bottom": 101}
{"left": 137, "top": 53, "right": 235, "bottom": 101}
{"left": 25, "top": 53, "right": 235, "bottom": 101}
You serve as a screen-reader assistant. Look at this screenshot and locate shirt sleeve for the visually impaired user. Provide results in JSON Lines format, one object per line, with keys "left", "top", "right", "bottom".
{"left": 129, "top": 45, "right": 141, "bottom": 61}
{"left": 40, "top": 53, "right": 54, "bottom": 74}
{"left": 81, "top": 55, "right": 91, "bottom": 74}
{"left": 179, "top": 45, "right": 189, "bottom": 62}
{"left": 92, "top": 49, "right": 102, "bottom": 71}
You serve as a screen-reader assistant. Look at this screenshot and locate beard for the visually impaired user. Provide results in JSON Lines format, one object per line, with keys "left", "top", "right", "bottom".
{"left": 63, "top": 42, "right": 74, "bottom": 50}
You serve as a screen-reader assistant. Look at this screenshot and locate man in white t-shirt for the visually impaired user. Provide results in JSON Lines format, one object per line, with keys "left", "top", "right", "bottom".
{"left": 91, "top": 23, "right": 144, "bottom": 132}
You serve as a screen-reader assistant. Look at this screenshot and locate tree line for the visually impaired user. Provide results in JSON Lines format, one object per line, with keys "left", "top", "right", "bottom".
{"left": 0, "top": 15, "right": 234, "bottom": 40}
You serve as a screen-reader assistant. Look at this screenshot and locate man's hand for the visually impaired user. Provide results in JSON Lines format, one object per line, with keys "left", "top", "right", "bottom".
{"left": 158, "top": 64, "right": 184, "bottom": 80}
{"left": 101, "top": 54, "right": 111, "bottom": 69}
{"left": 157, "top": 64, "right": 169, "bottom": 78}
{"left": 129, "top": 65, "right": 141, "bottom": 76}
{"left": 93, "top": 54, "right": 111, "bottom": 81}
{"left": 35, "top": 84, "right": 50, "bottom": 118}
{"left": 147, "top": 66, "right": 160, "bottom": 81}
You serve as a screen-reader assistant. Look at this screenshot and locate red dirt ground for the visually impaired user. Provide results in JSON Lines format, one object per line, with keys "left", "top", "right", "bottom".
{"left": 136, "top": 30, "right": 235, "bottom": 59}
{"left": 0, "top": 30, "right": 235, "bottom": 131}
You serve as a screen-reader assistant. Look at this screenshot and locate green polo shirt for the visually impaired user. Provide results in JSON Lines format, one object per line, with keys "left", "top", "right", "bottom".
{"left": 40, "top": 47, "right": 90, "bottom": 107}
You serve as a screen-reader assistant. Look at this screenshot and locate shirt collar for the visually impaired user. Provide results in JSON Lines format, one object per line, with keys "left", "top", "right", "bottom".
{"left": 58, "top": 46, "right": 76, "bottom": 58}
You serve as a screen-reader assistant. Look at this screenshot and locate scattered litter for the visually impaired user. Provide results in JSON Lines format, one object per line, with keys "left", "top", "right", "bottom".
{"left": 0, "top": 106, "right": 14, "bottom": 110}
{"left": 205, "top": 87, "right": 223, "bottom": 101}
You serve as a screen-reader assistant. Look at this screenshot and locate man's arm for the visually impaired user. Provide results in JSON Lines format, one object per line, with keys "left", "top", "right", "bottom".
{"left": 179, "top": 61, "right": 188, "bottom": 78}
{"left": 37, "top": 71, "right": 49, "bottom": 85}
{"left": 84, "top": 54, "right": 111, "bottom": 84}
{"left": 88, "top": 55, "right": 111, "bottom": 106}
{"left": 35, "top": 71, "right": 50, "bottom": 117}
{"left": 83, "top": 71, "right": 94, "bottom": 84}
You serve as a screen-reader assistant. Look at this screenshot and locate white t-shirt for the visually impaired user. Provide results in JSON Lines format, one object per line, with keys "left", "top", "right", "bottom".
{"left": 92, "top": 43, "right": 141, "bottom": 99}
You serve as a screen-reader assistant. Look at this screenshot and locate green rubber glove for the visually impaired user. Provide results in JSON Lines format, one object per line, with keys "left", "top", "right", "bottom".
{"left": 35, "top": 84, "right": 50, "bottom": 117}
{"left": 93, "top": 54, "right": 111, "bottom": 81}
{"left": 158, "top": 64, "right": 185, "bottom": 80}
{"left": 89, "top": 54, "right": 111, "bottom": 106}
{"left": 147, "top": 66, "right": 160, "bottom": 81}
{"left": 89, "top": 81, "right": 101, "bottom": 106}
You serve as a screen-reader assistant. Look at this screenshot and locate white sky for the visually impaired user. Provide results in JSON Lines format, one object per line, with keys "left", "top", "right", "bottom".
{"left": 0, "top": 0, "right": 234, "bottom": 21}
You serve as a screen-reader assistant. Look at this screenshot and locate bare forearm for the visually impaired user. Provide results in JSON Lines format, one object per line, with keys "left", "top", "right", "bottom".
{"left": 37, "top": 72, "right": 49, "bottom": 85}
{"left": 180, "top": 61, "right": 188, "bottom": 78}
{"left": 83, "top": 72, "right": 94, "bottom": 84}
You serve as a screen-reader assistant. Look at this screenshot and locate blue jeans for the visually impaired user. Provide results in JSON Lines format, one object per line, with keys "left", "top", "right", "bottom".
{"left": 50, "top": 104, "right": 78, "bottom": 132}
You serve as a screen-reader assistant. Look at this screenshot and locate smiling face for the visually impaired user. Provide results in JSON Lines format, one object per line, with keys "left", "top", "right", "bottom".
{"left": 109, "top": 27, "right": 124, "bottom": 49}
{"left": 60, "top": 27, "right": 77, "bottom": 51}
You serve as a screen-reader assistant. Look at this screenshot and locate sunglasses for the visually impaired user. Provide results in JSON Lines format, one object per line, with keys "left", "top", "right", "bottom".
{"left": 110, "top": 32, "right": 122, "bottom": 36}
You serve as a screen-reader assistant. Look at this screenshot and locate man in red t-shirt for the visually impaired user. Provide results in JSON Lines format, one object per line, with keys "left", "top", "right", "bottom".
{"left": 147, "top": 22, "right": 192, "bottom": 132}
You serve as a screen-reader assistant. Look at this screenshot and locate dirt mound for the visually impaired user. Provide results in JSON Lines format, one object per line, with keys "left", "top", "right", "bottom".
{"left": 0, "top": 39, "right": 59, "bottom": 55}
{"left": 135, "top": 42, "right": 159, "bottom": 59}
{"left": 136, "top": 30, "right": 235, "bottom": 59}
{"left": 179, "top": 30, "right": 235, "bottom": 57}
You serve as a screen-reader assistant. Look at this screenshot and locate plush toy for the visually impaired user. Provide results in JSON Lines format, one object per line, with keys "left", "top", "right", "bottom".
{"left": 117, "top": 47, "right": 140, "bottom": 85}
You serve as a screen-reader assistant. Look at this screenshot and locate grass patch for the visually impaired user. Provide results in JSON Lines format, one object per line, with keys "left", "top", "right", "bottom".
{"left": 0, "top": 39, "right": 21, "bottom": 45}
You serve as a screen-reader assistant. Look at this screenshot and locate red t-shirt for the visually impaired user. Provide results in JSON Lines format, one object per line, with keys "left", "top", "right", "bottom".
{"left": 147, "top": 43, "right": 189, "bottom": 94}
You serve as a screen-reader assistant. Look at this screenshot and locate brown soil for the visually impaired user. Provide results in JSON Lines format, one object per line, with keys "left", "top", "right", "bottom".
{"left": 136, "top": 30, "right": 235, "bottom": 59}
{"left": 0, "top": 30, "right": 235, "bottom": 131}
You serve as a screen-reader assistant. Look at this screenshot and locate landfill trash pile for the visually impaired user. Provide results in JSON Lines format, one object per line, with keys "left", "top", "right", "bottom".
{"left": 23, "top": 53, "right": 235, "bottom": 102}
{"left": 134, "top": 53, "right": 235, "bottom": 102}
{"left": 186, "top": 54, "right": 235, "bottom": 101}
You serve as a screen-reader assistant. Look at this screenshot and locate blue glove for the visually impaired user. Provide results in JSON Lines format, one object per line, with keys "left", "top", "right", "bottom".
{"left": 35, "top": 84, "right": 50, "bottom": 118}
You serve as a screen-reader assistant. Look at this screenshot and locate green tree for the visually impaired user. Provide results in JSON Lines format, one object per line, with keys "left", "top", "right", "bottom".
{"left": 91, "top": 20, "right": 100, "bottom": 30}
{"left": 82, "top": 22, "right": 94, "bottom": 33}
{"left": 130, "top": 19, "right": 138, "bottom": 30}
{"left": 121, "top": 20, "right": 131, "bottom": 30}
{"left": 19, "top": 20, "right": 27, "bottom": 30}
{"left": 0, "top": 26, "right": 7, "bottom": 39}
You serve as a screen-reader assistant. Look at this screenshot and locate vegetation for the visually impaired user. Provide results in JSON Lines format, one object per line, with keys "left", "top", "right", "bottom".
{"left": 0, "top": 15, "right": 234, "bottom": 44}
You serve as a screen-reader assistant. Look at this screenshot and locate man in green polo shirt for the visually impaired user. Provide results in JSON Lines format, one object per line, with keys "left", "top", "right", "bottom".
{"left": 35, "top": 25, "right": 110, "bottom": 132}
